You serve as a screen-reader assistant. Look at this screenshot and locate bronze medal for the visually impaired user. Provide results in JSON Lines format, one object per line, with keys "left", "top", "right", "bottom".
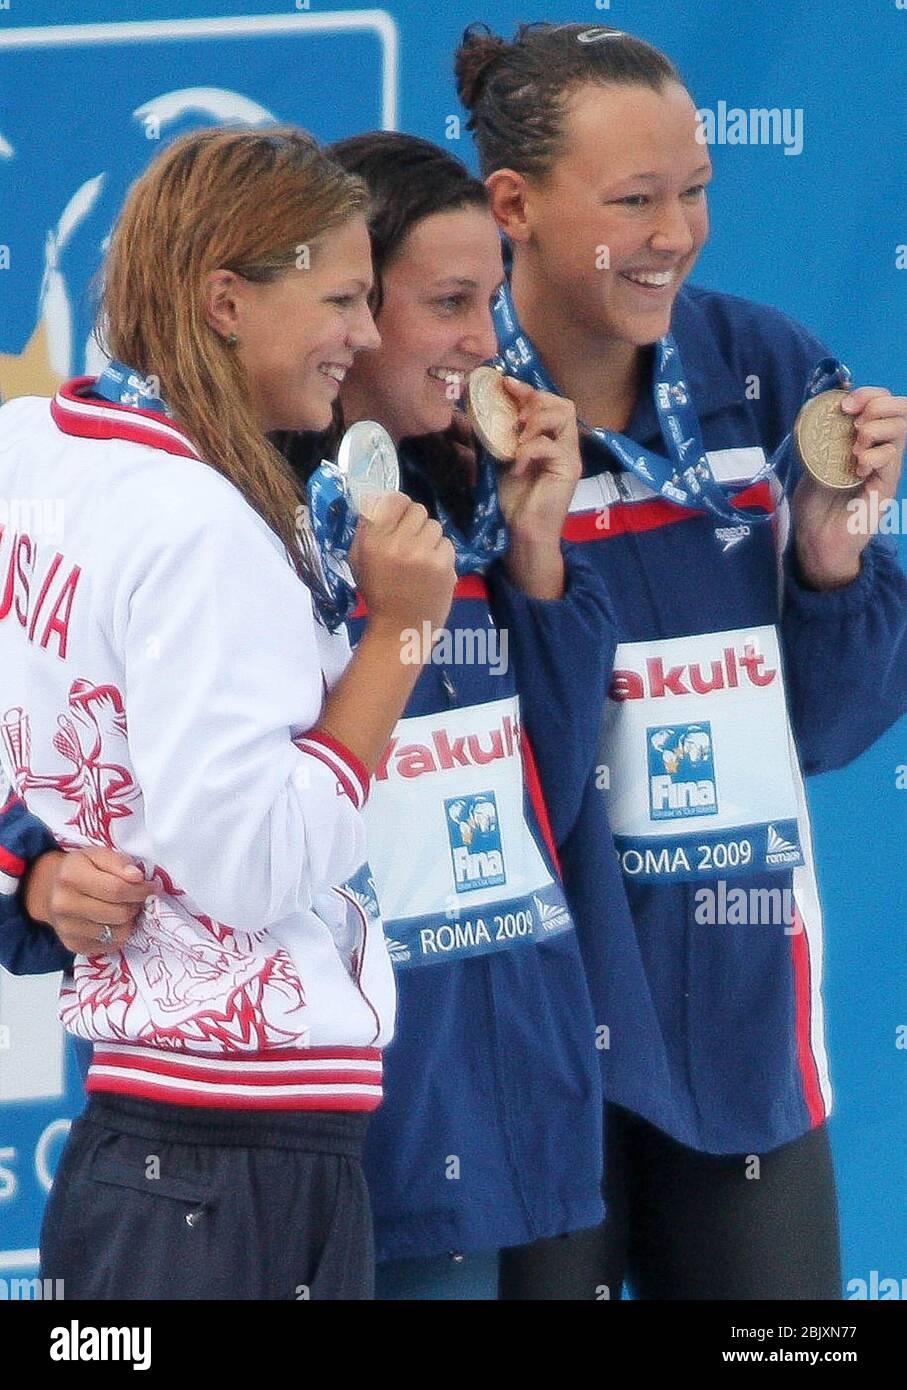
{"left": 794, "top": 390, "right": 860, "bottom": 490}
{"left": 466, "top": 366, "right": 520, "bottom": 463}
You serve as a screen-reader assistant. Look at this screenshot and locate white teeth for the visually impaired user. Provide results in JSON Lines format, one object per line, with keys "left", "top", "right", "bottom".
{"left": 623, "top": 270, "right": 675, "bottom": 288}
{"left": 428, "top": 368, "right": 466, "bottom": 386}
{"left": 319, "top": 364, "right": 347, "bottom": 382}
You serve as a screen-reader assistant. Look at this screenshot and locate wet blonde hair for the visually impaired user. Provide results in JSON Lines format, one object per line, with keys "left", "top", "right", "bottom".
{"left": 98, "top": 125, "right": 369, "bottom": 570}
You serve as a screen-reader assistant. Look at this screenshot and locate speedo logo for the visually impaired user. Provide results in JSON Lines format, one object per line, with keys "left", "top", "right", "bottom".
{"left": 716, "top": 524, "right": 751, "bottom": 552}
{"left": 375, "top": 713, "right": 521, "bottom": 782}
{"left": 610, "top": 642, "right": 776, "bottom": 702}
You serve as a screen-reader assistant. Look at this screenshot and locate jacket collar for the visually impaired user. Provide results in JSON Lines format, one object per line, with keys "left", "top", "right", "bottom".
{"left": 50, "top": 377, "right": 202, "bottom": 460}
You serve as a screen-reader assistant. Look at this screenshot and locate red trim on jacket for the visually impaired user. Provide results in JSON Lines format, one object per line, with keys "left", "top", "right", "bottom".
{"left": 520, "top": 731, "right": 562, "bottom": 876}
{"left": 351, "top": 572, "right": 489, "bottom": 620}
{"left": 563, "top": 480, "right": 775, "bottom": 543}
{"left": 0, "top": 844, "right": 26, "bottom": 877}
{"left": 50, "top": 378, "right": 202, "bottom": 460}
{"left": 85, "top": 1043, "right": 384, "bottom": 1112}
{"left": 293, "top": 730, "right": 370, "bottom": 810}
{"left": 790, "top": 909, "right": 827, "bottom": 1127}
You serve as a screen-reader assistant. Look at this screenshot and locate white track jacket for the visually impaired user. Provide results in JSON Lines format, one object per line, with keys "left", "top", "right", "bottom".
{"left": 0, "top": 380, "right": 394, "bottom": 1110}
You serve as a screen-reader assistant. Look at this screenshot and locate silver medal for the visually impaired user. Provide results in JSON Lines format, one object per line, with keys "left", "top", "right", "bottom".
{"left": 336, "top": 421, "right": 400, "bottom": 513}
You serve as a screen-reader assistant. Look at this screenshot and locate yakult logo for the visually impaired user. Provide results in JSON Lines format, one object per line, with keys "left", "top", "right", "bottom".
{"left": 610, "top": 642, "right": 776, "bottom": 702}
{"left": 375, "top": 712, "right": 520, "bottom": 783}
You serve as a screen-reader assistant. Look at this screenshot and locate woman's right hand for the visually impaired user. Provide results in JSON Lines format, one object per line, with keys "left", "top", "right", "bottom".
{"left": 24, "top": 848, "right": 163, "bottom": 956}
{"left": 312, "top": 494, "right": 456, "bottom": 778}
{"left": 349, "top": 492, "right": 456, "bottom": 637}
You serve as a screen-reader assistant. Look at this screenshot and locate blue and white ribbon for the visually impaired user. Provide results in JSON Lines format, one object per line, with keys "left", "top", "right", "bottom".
{"left": 492, "top": 280, "right": 850, "bottom": 539}
{"left": 402, "top": 448, "right": 509, "bottom": 578}
{"left": 91, "top": 359, "right": 171, "bottom": 415}
{"left": 304, "top": 460, "right": 360, "bottom": 631}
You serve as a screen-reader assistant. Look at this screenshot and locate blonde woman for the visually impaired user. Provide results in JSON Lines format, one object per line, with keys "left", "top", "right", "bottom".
{"left": 0, "top": 127, "right": 455, "bottom": 1300}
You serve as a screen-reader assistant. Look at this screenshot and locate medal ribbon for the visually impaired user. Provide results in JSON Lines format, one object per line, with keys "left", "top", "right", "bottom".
{"left": 401, "top": 449, "right": 509, "bottom": 577}
{"left": 304, "top": 460, "right": 359, "bottom": 631}
{"left": 90, "top": 359, "right": 172, "bottom": 415}
{"left": 492, "top": 281, "right": 850, "bottom": 537}
{"left": 88, "top": 362, "right": 362, "bottom": 630}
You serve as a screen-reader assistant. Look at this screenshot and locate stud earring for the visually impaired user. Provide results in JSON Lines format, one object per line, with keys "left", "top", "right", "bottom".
{"left": 225, "top": 332, "right": 239, "bottom": 348}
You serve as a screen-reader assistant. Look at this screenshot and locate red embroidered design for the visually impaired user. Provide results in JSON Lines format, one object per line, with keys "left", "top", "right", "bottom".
{"left": 7, "top": 681, "right": 312, "bottom": 1052}
{"left": 1, "top": 680, "right": 137, "bottom": 844}
{"left": 61, "top": 901, "right": 309, "bottom": 1052}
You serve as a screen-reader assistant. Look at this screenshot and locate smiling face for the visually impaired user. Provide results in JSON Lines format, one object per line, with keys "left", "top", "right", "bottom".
{"left": 522, "top": 80, "right": 711, "bottom": 349}
{"left": 340, "top": 205, "right": 504, "bottom": 442}
{"left": 216, "top": 214, "right": 380, "bottom": 433}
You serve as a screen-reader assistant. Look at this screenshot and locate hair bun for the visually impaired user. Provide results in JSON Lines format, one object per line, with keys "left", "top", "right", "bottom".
{"left": 454, "top": 23, "right": 509, "bottom": 111}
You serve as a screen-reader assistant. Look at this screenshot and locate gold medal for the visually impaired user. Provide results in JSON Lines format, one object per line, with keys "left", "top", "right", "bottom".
{"left": 466, "top": 366, "right": 520, "bottom": 463}
{"left": 794, "top": 390, "right": 860, "bottom": 490}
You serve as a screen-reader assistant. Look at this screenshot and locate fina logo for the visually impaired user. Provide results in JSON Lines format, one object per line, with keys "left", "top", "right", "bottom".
{"left": 445, "top": 792, "right": 506, "bottom": 893}
{"left": 647, "top": 723, "right": 719, "bottom": 821}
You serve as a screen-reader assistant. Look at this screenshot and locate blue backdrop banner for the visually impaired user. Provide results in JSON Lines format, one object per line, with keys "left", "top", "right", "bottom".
{"left": 0, "top": 0, "right": 904, "bottom": 1301}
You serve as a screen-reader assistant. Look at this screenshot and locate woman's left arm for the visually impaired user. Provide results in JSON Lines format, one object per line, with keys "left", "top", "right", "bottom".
{"left": 487, "top": 379, "right": 618, "bottom": 844}
{"left": 782, "top": 386, "right": 907, "bottom": 773}
{"left": 489, "top": 545, "right": 617, "bottom": 846}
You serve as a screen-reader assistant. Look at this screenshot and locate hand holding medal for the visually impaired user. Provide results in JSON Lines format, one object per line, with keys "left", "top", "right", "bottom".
{"left": 304, "top": 421, "right": 455, "bottom": 634}
{"left": 467, "top": 366, "right": 582, "bottom": 529}
{"left": 304, "top": 421, "right": 402, "bottom": 628}
{"left": 465, "top": 365, "right": 582, "bottom": 599}
{"left": 793, "top": 385, "right": 907, "bottom": 589}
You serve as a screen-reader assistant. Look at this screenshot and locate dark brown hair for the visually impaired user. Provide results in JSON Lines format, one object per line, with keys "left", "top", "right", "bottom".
{"left": 455, "top": 21, "right": 681, "bottom": 179}
{"left": 280, "top": 133, "right": 491, "bottom": 526}
{"left": 328, "top": 132, "right": 489, "bottom": 319}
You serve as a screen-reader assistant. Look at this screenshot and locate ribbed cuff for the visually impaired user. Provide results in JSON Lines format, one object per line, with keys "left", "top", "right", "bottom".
{"left": 294, "top": 729, "right": 371, "bottom": 808}
{"left": 784, "top": 539, "right": 877, "bottom": 620}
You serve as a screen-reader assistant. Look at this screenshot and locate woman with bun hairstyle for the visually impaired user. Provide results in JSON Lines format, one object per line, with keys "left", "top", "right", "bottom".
{"left": 454, "top": 21, "right": 907, "bottom": 1298}
{"left": 0, "top": 126, "right": 457, "bottom": 1300}
{"left": 1, "top": 132, "right": 617, "bottom": 1298}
